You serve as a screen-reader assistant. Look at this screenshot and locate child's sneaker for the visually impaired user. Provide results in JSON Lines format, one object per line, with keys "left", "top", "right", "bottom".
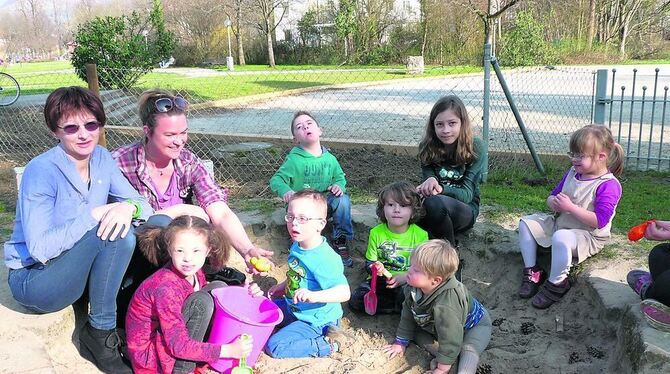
{"left": 325, "top": 325, "right": 354, "bottom": 355}
{"left": 641, "top": 298, "right": 670, "bottom": 333}
{"left": 626, "top": 270, "right": 652, "bottom": 299}
{"left": 531, "top": 278, "right": 571, "bottom": 309}
{"left": 518, "top": 266, "right": 546, "bottom": 299}
{"left": 332, "top": 237, "right": 353, "bottom": 267}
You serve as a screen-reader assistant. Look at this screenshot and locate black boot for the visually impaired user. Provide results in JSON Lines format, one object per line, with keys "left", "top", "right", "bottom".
{"left": 79, "top": 322, "right": 132, "bottom": 374}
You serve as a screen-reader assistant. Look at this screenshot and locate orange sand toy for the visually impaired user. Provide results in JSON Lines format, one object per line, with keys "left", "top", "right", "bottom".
{"left": 628, "top": 220, "right": 656, "bottom": 241}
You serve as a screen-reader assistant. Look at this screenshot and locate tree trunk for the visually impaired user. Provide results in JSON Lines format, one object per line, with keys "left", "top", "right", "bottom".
{"left": 266, "top": 25, "right": 276, "bottom": 67}
{"left": 587, "top": 0, "right": 597, "bottom": 49}
{"left": 420, "top": 0, "right": 427, "bottom": 57}
{"left": 619, "top": 20, "right": 628, "bottom": 59}
{"left": 236, "top": 6, "right": 246, "bottom": 66}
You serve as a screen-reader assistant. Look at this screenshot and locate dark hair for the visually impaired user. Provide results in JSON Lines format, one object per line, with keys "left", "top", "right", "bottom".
{"left": 44, "top": 86, "right": 106, "bottom": 132}
{"left": 290, "top": 110, "right": 319, "bottom": 136}
{"left": 138, "top": 89, "right": 186, "bottom": 137}
{"left": 289, "top": 189, "right": 327, "bottom": 218}
{"left": 376, "top": 181, "right": 424, "bottom": 224}
{"left": 137, "top": 215, "right": 231, "bottom": 270}
{"left": 569, "top": 125, "right": 624, "bottom": 177}
{"left": 418, "top": 95, "right": 476, "bottom": 166}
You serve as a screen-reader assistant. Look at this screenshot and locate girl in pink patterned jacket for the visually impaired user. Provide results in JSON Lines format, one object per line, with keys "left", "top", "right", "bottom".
{"left": 125, "top": 215, "right": 262, "bottom": 374}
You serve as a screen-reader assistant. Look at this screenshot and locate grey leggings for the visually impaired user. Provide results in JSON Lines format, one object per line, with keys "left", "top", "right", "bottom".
{"left": 172, "top": 281, "right": 227, "bottom": 374}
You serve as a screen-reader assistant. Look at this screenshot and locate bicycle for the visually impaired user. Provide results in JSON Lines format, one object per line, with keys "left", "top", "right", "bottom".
{"left": 0, "top": 72, "right": 20, "bottom": 106}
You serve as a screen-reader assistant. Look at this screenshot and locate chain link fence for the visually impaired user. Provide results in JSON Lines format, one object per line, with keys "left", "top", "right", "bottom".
{"left": 0, "top": 64, "right": 607, "bottom": 197}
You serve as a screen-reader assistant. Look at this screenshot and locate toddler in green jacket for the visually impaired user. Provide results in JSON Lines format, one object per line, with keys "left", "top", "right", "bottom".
{"left": 383, "top": 239, "right": 492, "bottom": 374}
{"left": 270, "top": 111, "right": 354, "bottom": 267}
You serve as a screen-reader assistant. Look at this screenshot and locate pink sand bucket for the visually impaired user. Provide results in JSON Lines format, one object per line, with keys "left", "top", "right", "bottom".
{"left": 208, "top": 286, "right": 283, "bottom": 373}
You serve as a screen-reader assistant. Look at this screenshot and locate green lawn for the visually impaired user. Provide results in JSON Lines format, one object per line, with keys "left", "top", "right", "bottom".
{"left": 4, "top": 61, "right": 481, "bottom": 100}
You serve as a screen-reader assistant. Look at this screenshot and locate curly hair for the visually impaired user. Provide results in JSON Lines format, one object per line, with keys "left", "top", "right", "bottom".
{"left": 418, "top": 95, "right": 476, "bottom": 166}
{"left": 375, "top": 181, "right": 425, "bottom": 224}
{"left": 137, "top": 215, "right": 231, "bottom": 270}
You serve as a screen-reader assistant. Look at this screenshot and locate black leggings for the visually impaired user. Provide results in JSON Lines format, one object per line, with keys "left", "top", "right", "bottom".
{"left": 647, "top": 243, "right": 670, "bottom": 306}
{"left": 418, "top": 195, "right": 475, "bottom": 246}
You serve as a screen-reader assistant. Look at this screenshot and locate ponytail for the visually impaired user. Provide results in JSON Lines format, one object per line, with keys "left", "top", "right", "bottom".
{"left": 137, "top": 225, "right": 170, "bottom": 267}
{"left": 608, "top": 142, "right": 624, "bottom": 177}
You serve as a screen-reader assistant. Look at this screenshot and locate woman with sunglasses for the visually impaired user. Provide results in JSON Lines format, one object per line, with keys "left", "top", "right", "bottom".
{"left": 4, "top": 86, "right": 153, "bottom": 373}
{"left": 113, "top": 90, "right": 273, "bottom": 282}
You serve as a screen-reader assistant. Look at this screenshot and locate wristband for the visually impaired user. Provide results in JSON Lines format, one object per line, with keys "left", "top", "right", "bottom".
{"left": 394, "top": 337, "right": 410, "bottom": 347}
{"left": 125, "top": 199, "right": 142, "bottom": 219}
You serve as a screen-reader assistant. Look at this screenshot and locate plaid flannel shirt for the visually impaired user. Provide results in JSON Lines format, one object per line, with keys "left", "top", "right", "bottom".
{"left": 112, "top": 142, "right": 227, "bottom": 210}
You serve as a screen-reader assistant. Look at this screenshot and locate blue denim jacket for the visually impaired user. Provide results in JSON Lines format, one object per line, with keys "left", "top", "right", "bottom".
{"left": 4, "top": 145, "right": 153, "bottom": 269}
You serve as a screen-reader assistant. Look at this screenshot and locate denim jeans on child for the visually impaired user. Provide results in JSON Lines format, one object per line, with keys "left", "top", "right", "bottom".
{"left": 326, "top": 192, "right": 353, "bottom": 241}
{"left": 8, "top": 224, "right": 136, "bottom": 330}
{"left": 265, "top": 298, "right": 339, "bottom": 358}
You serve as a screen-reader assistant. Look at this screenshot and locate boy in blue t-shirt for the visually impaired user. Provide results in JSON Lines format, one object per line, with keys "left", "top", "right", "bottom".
{"left": 265, "top": 190, "right": 351, "bottom": 358}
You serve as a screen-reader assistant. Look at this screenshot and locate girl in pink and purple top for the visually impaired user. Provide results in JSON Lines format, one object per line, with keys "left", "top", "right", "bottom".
{"left": 125, "top": 215, "right": 262, "bottom": 374}
{"left": 518, "top": 125, "right": 624, "bottom": 309}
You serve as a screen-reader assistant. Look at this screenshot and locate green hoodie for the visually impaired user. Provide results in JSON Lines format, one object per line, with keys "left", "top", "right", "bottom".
{"left": 270, "top": 146, "right": 347, "bottom": 197}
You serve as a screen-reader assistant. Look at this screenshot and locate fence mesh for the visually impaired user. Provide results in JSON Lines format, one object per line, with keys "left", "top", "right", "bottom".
{"left": 0, "top": 64, "right": 614, "bottom": 197}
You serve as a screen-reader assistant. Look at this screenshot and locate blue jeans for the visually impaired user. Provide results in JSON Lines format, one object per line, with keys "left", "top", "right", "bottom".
{"left": 326, "top": 192, "right": 353, "bottom": 241}
{"left": 8, "top": 224, "right": 136, "bottom": 330}
{"left": 265, "top": 298, "right": 339, "bottom": 358}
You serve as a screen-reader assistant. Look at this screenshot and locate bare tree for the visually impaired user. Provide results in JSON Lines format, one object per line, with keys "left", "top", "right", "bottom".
{"left": 251, "top": 0, "right": 287, "bottom": 67}
{"left": 587, "top": 0, "right": 597, "bottom": 48}
{"left": 224, "top": 0, "right": 248, "bottom": 66}
{"left": 462, "top": 0, "right": 522, "bottom": 43}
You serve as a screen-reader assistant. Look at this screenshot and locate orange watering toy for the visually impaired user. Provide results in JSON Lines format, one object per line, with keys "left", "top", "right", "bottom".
{"left": 628, "top": 220, "right": 656, "bottom": 241}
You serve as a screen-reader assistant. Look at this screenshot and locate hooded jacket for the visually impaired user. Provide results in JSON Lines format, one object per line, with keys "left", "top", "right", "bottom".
{"left": 270, "top": 146, "right": 347, "bottom": 197}
{"left": 396, "top": 276, "right": 474, "bottom": 365}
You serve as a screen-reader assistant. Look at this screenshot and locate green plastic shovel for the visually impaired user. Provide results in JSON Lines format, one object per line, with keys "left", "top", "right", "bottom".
{"left": 231, "top": 334, "right": 253, "bottom": 374}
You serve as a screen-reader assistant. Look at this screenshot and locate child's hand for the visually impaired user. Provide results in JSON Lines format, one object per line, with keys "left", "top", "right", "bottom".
{"left": 247, "top": 282, "right": 264, "bottom": 297}
{"left": 382, "top": 343, "right": 406, "bottom": 359}
{"left": 646, "top": 221, "right": 670, "bottom": 241}
{"left": 220, "top": 335, "right": 254, "bottom": 359}
{"left": 416, "top": 177, "right": 441, "bottom": 197}
{"left": 328, "top": 184, "right": 343, "bottom": 197}
{"left": 283, "top": 190, "right": 295, "bottom": 203}
{"left": 386, "top": 273, "right": 406, "bottom": 288}
{"left": 371, "top": 261, "right": 386, "bottom": 275}
{"left": 553, "top": 193, "right": 575, "bottom": 213}
{"left": 292, "top": 288, "right": 314, "bottom": 303}
{"left": 267, "top": 283, "right": 285, "bottom": 298}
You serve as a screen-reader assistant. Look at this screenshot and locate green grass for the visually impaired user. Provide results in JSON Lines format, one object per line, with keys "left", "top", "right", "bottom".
{"left": 621, "top": 59, "right": 670, "bottom": 65}
{"left": 1, "top": 60, "right": 73, "bottom": 74}
{"left": 229, "top": 198, "right": 283, "bottom": 214}
{"left": 480, "top": 158, "right": 670, "bottom": 234}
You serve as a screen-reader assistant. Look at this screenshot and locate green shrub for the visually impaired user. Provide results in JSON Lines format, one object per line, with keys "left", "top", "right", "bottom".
{"left": 71, "top": 0, "right": 176, "bottom": 89}
{"left": 499, "top": 10, "right": 558, "bottom": 67}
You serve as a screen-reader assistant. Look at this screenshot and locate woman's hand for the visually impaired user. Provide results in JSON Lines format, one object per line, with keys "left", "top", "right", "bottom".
{"left": 92, "top": 202, "right": 135, "bottom": 241}
{"left": 243, "top": 247, "right": 275, "bottom": 275}
{"left": 220, "top": 335, "right": 253, "bottom": 359}
{"left": 383, "top": 343, "right": 406, "bottom": 359}
{"left": 416, "top": 177, "right": 442, "bottom": 197}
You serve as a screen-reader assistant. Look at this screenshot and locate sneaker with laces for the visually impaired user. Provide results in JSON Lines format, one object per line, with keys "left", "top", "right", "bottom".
{"left": 626, "top": 270, "right": 652, "bottom": 299}
{"left": 641, "top": 298, "right": 670, "bottom": 333}
{"left": 332, "top": 237, "right": 353, "bottom": 267}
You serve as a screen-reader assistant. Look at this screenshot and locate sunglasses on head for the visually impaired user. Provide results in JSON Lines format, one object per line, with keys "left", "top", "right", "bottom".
{"left": 154, "top": 96, "right": 188, "bottom": 113}
{"left": 57, "top": 121, "right": 103, "bottom": 135}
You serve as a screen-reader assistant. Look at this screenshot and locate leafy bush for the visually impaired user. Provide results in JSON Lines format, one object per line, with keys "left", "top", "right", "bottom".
{"left": 499, "top": 10, "right": 557, "bottom": 67}
{"left": 71, "top": 0, "right": 176, "bottom": 89}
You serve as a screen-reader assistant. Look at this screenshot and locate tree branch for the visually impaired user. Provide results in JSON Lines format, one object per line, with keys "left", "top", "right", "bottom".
{"left": 491, "top": 0, "right": 521, "bottom": 19}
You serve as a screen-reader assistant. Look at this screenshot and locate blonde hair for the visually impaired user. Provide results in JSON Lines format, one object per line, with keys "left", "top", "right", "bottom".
{"left": 138, "top": 89, "right": 186, "bottom": 135}
{"left": 569, "top": 125, "right": 624, "bottom": 177}
{"left": 411, "top": 239, "right": 459, "bottom": 279}
{"left": 289, "top": 189, "right": 327, "bottom": 218}
{"left": 418, "top": 95, "right": 477, "bottom": 166}
{"left": 137, "top": 215, "right": 231, "bottom": 270}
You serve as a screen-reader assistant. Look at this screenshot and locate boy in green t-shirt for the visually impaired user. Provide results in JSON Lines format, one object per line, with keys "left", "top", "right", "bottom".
{"left": 349, "top": 182, "right": 428, "bottom": 314}
{"left": 270, "top": 111, "right": 354, "bottom": 267}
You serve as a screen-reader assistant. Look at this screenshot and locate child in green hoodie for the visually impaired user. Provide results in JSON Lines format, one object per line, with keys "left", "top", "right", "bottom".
{"left": 383, "top": 239, "right": 491, "bottom": 374}
{"left": 270, "top": 111, "right": 354, "bottom": 267}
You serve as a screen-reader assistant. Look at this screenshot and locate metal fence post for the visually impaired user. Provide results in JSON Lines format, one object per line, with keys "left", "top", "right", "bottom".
{"left": 85, "top": 63, "right": 106, "bottom": 147}
{"left": 482, "top": 42, "right": 491, "bottom": 182}
{"left": 593, "top": 69, "right": 608, "bottom": 125}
